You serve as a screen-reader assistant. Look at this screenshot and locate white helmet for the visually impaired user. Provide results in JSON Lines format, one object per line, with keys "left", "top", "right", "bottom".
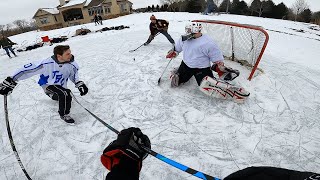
{"left": 185, "top": 22, "right": 202, "bottom": 35}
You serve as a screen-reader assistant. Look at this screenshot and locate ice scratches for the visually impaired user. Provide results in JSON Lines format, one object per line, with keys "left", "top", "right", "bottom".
{"left": 223, "top": 136, "right": 240, "bottom": 170}
{"left": 253, "top": 123, "right": 263, "bottom": 154}
{"left": 170, "top": 123, "right": 220, "bottom": 159}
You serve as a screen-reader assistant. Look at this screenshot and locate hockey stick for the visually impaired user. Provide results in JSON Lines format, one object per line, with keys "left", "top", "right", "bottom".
{"left": 3, "top": 95, "right": 32, "bottom": 180}
{"left": 71, "top": 94, "right": 220, "bottom": 180}
{"left": 158, "top": 58, "right": 173, "bottom": 85}
{"left": 129, "top": 44, "right": 144, "bottom": 53}
{"left": 129, "top": 32, "right": 160, "bottom": 53}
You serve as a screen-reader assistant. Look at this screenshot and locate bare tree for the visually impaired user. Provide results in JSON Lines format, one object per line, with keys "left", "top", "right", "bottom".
{"left": 6, "top": 23, "right": 12, "bottom": 31}
{"left": 0, "top": 25, "right": 5, "bottom": 34}
{"left": 292, "top": 0, "right": 309, "bottom": 21}
{"left": 13, "top": 19, "right": 29, "bottom": 31}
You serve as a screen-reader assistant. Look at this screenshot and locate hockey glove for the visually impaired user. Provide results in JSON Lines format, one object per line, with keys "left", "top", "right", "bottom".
{"left": 166, "top": 49, "right": 178, "bottom": 59}
{"left": 101, "top": 127, "right": 151, "bottom": 172}
{"left": 224, "top": 166, "right": 320, "bottom": 180}
{"left": 0, "top": 77, "right": 17, "bottom": 95}
{"left": 211, "top": 62, "right": 240, "bottom": 81}
{"left": 75, "top": 81, "right": 88, "bottom": 96}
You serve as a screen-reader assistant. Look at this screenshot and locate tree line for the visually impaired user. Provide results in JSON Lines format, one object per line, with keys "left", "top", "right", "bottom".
{"left": 0, "top": 19, "right": 38, "bottom": 37}
{"left": 135, "top": 0, "right": 320, "bottom": 25}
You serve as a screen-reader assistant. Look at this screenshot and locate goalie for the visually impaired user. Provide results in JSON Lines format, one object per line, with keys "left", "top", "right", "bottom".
{"left": 166, "top": 22, "right": 250, "bottom": 103}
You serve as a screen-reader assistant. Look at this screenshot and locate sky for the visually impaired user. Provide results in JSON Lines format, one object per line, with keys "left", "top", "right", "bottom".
{"left": 0, "top": 0, "right": 320, "bottom": 25}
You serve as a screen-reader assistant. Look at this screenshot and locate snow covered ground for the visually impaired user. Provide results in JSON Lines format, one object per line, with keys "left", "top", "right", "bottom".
{"left": 0, "top": 12, "right": 320, "bottom": 180}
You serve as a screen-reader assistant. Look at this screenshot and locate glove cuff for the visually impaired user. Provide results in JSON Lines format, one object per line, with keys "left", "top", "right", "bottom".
{"left": 6, "top": 77, "right": 17, "bottom": 85}
{"left": 75, "top": 81, "right": 84, "bottom": 88}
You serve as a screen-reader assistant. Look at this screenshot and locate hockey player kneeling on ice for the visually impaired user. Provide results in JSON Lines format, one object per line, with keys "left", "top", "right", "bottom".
{"left": 0, "top": 45, "right": 88, "bottom": 123}
{"left": 101, "top": 127, "right": 151, "bottom": 180}
{"left": 166, "top": 22, "right": 249, "bottom": 103}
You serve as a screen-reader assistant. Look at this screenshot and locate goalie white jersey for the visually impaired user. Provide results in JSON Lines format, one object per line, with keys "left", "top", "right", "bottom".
{"left": 11, "top": 56, "right": 80, "bottom": 88}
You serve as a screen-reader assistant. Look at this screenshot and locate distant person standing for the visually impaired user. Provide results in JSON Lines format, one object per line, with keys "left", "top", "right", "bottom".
{"left": 94, "top": 13, "right": 100, "bottom": 25}
{"left": 144, "top": 15, "right": 175, "bottom": 46}
{"left": 0, "top": 34, "right": 17, "bottom": 58}
{"left": 98, "top": 14, "right": 103, "bottom": 25}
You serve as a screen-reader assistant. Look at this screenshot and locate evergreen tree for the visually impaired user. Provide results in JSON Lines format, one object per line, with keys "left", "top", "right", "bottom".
{"left": 299, "top": 8, "right": 312, "bottom": 22}
{"left": 250, "top": 0, "right": 262, "bottom": 16}
{"left": 231, "top": 0, "right": 249, "bottom": 15}
{"left": 239, "top": 1, "right": 249, "bottom": 15}
{"left": 161, "top": 5, "right": 164, "bottom": 11}
{"left": 273, "top": 2, "right": 288, "bottom": 19}
{"left": 231, "top": 0, "right": 240, "bottom": 14}
{"left": 186, "top": 0, "right": 202, "bottom": 13}
{"left": 164, "top": 4, "right": 169, "bottom": 11}
{"left": 219, "top": 0, "right": 231, "bottom": 13}
{"left": 263, "top": 0, "right": 276, "bottom": 18}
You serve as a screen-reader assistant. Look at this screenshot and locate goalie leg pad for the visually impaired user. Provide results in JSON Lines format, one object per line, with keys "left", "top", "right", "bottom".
{"left": 170, "top": 69, "right": 180, "bottom": 87}
{"left": 200, "top": 76, "right": 250, "bottom": 103}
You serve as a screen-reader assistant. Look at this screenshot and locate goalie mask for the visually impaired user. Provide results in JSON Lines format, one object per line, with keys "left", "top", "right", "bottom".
{"left": 182, "top": 22, "right": 203, "bottom": 41}
{"left": 185, "top": 22, "right": 202, "bottom": 35}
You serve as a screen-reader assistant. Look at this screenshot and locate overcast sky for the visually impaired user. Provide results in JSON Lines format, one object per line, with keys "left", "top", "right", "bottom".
{"left": 0, "top": 0, "right": 320, "bottom": 25}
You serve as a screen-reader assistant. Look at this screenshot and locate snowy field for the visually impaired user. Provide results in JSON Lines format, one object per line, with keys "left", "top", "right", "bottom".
{"left": 0, "top": 12, "right": 320, "bottom": 180}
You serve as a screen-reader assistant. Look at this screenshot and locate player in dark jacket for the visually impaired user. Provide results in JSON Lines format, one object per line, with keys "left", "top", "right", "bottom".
{"left": 94, "top": 13, "right": 100, "bottom": 25}
{"left": 0, "top": 34, "right": 17, "bottom": 58}
{"left": 144, "top": 15, "right": 175, "bottom": 46}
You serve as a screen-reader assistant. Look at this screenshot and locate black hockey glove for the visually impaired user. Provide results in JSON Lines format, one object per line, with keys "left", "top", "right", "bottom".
{"left": 224, "top": 166, "right": 320, "bottom": 180}
{"left": 0, "top": 77, "right": 17, "bottom": 95}
{"left": 101, "top": 127, "right": 151, "bottom": 180}
{"left": 75, "top": 81, "right": 88, "bottom": 96}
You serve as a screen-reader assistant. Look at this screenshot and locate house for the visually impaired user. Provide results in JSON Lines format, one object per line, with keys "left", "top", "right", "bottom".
{"left": 33, "top": 0, "right": 133, "bottom": 31}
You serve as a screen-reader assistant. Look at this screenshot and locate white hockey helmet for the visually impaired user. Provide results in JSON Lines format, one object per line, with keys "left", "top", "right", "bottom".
{"left": 185, "top": 22, "right": 202, "bottom": 35}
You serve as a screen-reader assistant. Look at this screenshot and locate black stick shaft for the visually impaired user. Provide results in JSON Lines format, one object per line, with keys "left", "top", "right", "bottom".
{"left": 4, "top": 95, "right": 32, "bottom": 180}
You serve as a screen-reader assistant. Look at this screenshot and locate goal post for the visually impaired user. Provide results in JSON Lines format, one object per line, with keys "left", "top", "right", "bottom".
{"left": 193, "top": 20, "right": 269, "bottom": 80}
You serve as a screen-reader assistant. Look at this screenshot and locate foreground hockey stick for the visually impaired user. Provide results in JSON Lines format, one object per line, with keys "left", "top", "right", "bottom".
{"left": 158, "top": 57, "right": 174, "bottom": 85}
{"left": 3, "top": 95, "right": 32, "bottom": 180}
{"left": 71, "top": 94, "right": 220, "bottom": 180}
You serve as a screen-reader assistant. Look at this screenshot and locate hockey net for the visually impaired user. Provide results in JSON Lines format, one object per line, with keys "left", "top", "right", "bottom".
{"left": 193, "top": 20, "right": 269, "bottom": 80}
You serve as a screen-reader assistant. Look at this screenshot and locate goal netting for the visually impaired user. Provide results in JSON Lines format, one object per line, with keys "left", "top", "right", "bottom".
{"left": 193, "top": 20, "right": 269, "bottom": 80}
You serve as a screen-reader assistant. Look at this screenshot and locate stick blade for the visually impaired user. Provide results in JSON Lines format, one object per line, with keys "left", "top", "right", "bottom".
{"left": 157, "top": 78, "right": 161, "bottom": 85}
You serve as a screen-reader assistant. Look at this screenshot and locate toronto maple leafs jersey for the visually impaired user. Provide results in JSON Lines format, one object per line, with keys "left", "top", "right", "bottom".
{"left": 11, "top": 55, "right": 80, "bottom": 88}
